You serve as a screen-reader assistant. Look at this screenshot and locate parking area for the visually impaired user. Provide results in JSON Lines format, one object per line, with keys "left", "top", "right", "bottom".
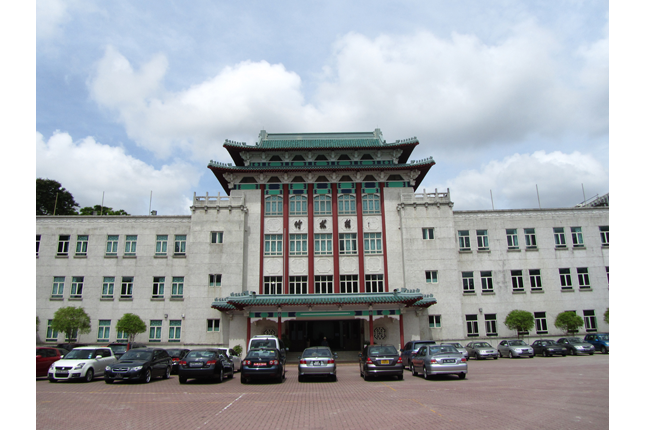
{"left": 37, "top": 354, "right": 608, "bottom": 429}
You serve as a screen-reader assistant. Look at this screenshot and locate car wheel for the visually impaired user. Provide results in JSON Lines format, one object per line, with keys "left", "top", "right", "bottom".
{"left": 163, "top": 366, "right": 171, "bottom": 379}
{"left": 84, "top": 368, "right": 94, "bottom": 383}
{"left": 542, "top": 350, "right": 548, "bottom": 357}
{"left": 493, "top": 356, "right": 498, "bottom": 360}
{"left": 412, "top": 365, "right": 418, "bottom": 376}
{"left": 601, "top": 346, "right": 607, "bottom": 354}
{"left": 227, "top": 368, "right": 234, "bottom": 379}
{"left": 143, "top": 369, "right": 152, "bottom": 383}
{"left": 329, "top": 374, "right": 337, "bottom": 382}
{"left": 216, "top": 367, "right": 224, "bottom": 383}
{"left": 179, "top": 376, "right": 187, "bottom": 384}
{"left": 408, "top": 362, "right": 414, "bottom": 372}
{"left": 572, "top": 349, "right": 578, "bottom": 356}
{"left": 397, "top": 373, "right": 403, "bottom": 381}
{"left": 104, "top": 379, "right": 113, "bottom": 384}
{"left": 458, "top": 373, "right": 466, "bottom": 380}
{"left": 476, "top": 353, "right": 481, "bottom": 360}
{"left": 48, "top": 377, "right": 57, "bottom": 383}
{"left": 298, "top": 375, "right": 304, "bottom": 382}
{"left": 589, "top": 351, "right": 594, "bottom": 355}
{"left": 423, "top": 366, "right": 429, "bottom": 380}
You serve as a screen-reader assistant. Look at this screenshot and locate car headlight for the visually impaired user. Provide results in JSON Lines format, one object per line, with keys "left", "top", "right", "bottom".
{"left": 74, "top": 363, "right": 86, "bottom": 370}
{"left": 575, "top": 346, "right": 584, "bottom": 349}
{"left": 105, "top": 365, "right": 111, "bottom": 371}
{"left": 131, "top": 366, "right": 143, "bottom": 371}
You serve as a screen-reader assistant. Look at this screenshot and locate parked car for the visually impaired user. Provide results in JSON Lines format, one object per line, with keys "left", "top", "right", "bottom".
{"left": 165, "top": 348, "right": 190, "bottom": 374}
{"left": 411, "top": 344, "right": 467, "bottom": 380}
{"left": 56, "top": 343, "right": 88, "bottom": 351}
{"left": 465, "top": 342, "right": 499, "bottom": 360}
{"left": 556, "top": 337, "right": 595, "bottom": 355}
{"left": 497, "top": 340, "right": 535, "bottom": 358}
{"left": 584, "top": 333, "right": 609, "bottom": 354}
{"left": 240, "top": 348, "right": 285, "bottom": 384}
{"left": 531, "top": 339, "right": 568, "bottom": 357}
{"left": 104, "top": 348, "right": 172, "bottom": 383}
{"left": 107, "top": 342, "right": 146, "bottom": 359}
{"left": 178, "top": 348, "right": 234, "bottom": 384}
{"left": 48, "top": 347, "right": 117, "bottom": 382}
{"left": 298, "top": 346, "right": 337, "bottom": 382}
{"left": 54, "top": 347, "right": 69, "bottom": 358}
{"left": 247, "top": 335, "right": 288, "bottom": 363}
{"left": 37, "top": 347, "right": 62, "bottom": 377}
{"left": 440, "top": 342, "right": 469, "bottom": 361}
{"left": 400, "top": 340, "right": 436, "bottom": 371}
{"left": 359, "top": 344, "right": 404, "bottom": 380}
{"left": 226, "top": 348, "right": 242, "bottom": 372}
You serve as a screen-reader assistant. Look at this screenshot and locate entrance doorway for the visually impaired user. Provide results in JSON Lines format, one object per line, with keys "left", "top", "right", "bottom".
{"left": 287, "top": 320, "right": 363, "bottom": 352}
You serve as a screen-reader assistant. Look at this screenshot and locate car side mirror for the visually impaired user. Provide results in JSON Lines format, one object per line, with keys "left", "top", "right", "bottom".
{"left": 96, "top": 355, "right": 103, "bottom": 359}
{"left": 36, "top": 355, "right": 42, "bottom": 358}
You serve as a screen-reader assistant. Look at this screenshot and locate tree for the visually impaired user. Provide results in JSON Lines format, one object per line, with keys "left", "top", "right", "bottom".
{"left": 603, "top": 308, "right": 609, "bottom": 324}
{"left": 504, "top": 310, "right": 534, "bottom": 338}
{"left": 116, "top": 313, "right": 146, "bottom": 342}
{"left": 79, "top": 205, "right": 130, "bottom": 216}
{"left": 554, "top": 311, "right": 584, "bottom": 335}
{"left": 51, "top": 306, "right": 91, "bottom": 342}
{"left": 36, "top": 178, "right": 79, "bottom": 215}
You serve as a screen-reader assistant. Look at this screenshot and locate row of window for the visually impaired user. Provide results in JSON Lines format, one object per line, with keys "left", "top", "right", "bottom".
{"left": 426, "top": 267, "right": 608, "bottom": 292}
{"left": 44, "top": 318, "right": 222, "bottom": 343}
{"left": 450, "top": 226, "right": 608, "bottom": 252}
{"left": 262, "top": 274, "right": 383, "bottom": 294}
{"left": 265, "top": 194, "right": 381, "bottom": 216}
{"left": 266, "top": 233, "right": 381, "bottom": 256}
{"left": 429, "top": 309, "right": 601, "bottom": 335}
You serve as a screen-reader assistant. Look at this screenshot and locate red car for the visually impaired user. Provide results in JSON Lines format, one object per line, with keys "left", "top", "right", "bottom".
{"left": 37, "top": 347, "right": 61, "bottom": 377}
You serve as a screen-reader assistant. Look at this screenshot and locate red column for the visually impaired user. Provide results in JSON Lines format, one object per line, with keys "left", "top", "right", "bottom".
{"left": 283, "top": 184, "right": 289, "bottom": 294}
{"left": 379, "top": 183, "right": 389, "bottom": 292}
{"left": 259, "top": 184, "right": 265, "bottom": 293}
{"left": 246, "top": 317, "right": 251, "bottom": 350}
{"left": 308, "top": 184, "right": 315, "bottom": 294}
{"left": 399, "top": 313, "right": 405, "bottom": 350}
{"left": 356, "top": 183, "right": 365, "bottom": 292}
{"left": 278, "top": 315, "right": 282, "bottom": 340}
{"left": 332, "top": 185, "right": 340, "bottom": 293}
{"left": 369, "top": 312, "right": 374, "bottom": 345}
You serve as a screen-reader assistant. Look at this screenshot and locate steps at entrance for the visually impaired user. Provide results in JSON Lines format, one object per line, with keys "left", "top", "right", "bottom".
{"left": 286, "top": 350, "right": 360, "bottom": 363}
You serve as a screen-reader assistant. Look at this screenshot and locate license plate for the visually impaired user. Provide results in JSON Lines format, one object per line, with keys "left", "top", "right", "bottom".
{"left": 313, "top": 361, "right": 321, "bottom": 366}
{"left": 189, "top": 362, "right": 203, "bottom": 367}
{"left": 381, "top": 360, "right": 390, "bottom": 365}
{"left": 115, "top": 374, "right": 123, "bottom": 379}
{"left": 443, "top": 359, "right": 455, "bottom": 363}
{"left": 55, "top": 372, "right": 68, "bottom": 377}
{"left": 254, "top": 363, "right": 266, "bottom": 366}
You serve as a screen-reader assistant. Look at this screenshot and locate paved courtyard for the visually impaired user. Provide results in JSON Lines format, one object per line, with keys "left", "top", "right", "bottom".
{"left": 36, "top": 354, "right": 608, "bottom": 430}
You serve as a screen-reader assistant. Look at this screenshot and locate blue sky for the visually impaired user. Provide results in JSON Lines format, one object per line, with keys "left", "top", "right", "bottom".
{"left": 35, "top": 0, "right": 609, "bottom": 215}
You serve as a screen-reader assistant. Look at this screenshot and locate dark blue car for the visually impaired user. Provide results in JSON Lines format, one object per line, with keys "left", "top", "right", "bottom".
{"left": 584, "top": 333, "right": 609, "bottom": 354}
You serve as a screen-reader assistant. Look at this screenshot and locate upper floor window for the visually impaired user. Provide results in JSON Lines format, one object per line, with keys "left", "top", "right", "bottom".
{"left": 106, "top": 235, "right": 119, "bottom": 256}
{"left": 362, "top": 194, "right": 381, "bottom": 214}
{"left": 314, "top": 194, "right": 332, "bottom": 215}
{"left": 152, "top": 277, "right": 165, "bottom": 298}
{"left": 476, "top": 230, "right": 489, "bottom": 250}
{"left": 121, "top": 276, "right": 134, "bottom": 298}
{"left": 338, "top": 194, "right": 356, "bottom": 215}
{"left": 75, "top": 235, "right": 88, "bottom": 256}
{"left": 264, "top": 234, "right": 283, "bottom": 256}
{"left": 458, "top": 230, "right": 470, "bottom": 251}
{"left": 559, "top": 268, "right": 572, "bottom": 290}
{"left": 480, "top": 271, "right": 493, "bottom": 292}
{"left": 102, "top": 277, "right": 115, "bottom": 299}
{"left": 289, "top": 195, "right": 308, "bottom": 215}
{"left": 571, "top": 227, "right": 584, "bottom": 248}
{"left": 289, "top": 276, "right": 308, "bottom": 294}
{"left": 36, "top": 235, "right": 41, "bottom": 256}
{"left": 462, "top": 272, "right": 474, "bottom": 293}
{"left": 339, "top": 233, "right": 358, "bottom": 255}
{"left": 57, "top": 235, "right": 70, "bottom": 255}
{"left": 425, "top": 270, "right": 438, "bottom": 283}
{"left": 211, "top": 231, "right": 224, "bottom": 244}
{"left": 422, "top": 228, "right": 434, "bottom": 240}
{"left": 511, "top": 270, "right": 524, "bottom": 292}
{"left": 553, "top": 227, "right": 566, "bottom": 248}
{"left": 506, "top": 229, "right": 519, "bottom": 250}
{"left": 524, "top": 228, "right": 537, "bottom": 249}
{"left": 51, "top": 276, "right": 65, "bottom": 298}
{"left": 174, "top": 235, "right": 186, "bottom": 255}
{"left": 289, "top": 234, "right": 308, "bottom": 256}
{"left": 209, "top": 274, "right": 222, "bottom": 287}
{"left": 365, "top": 274, "right": 384, "bottom": 293}
{"left": 577, "top": 268, "right": 590, "bottom": 289}
{"left": 265, "top": 195, "right": 283, "bottom": 216}
{"left": 155, "top": 235, "right": 168, "bottom": 255}
{"left": 171, "top": 277, "right": 184, "bottom": 298}
{"left": 340, "top": 275, "right": 359, "bottom": 293}
{"left": 529, "top": 269, "right": 542, "bottom": 291}
{"left": 364, "top": 233, "right": 382, "bottom": 254}
{"left": 70, "top": 276, "right": 84, "bottom": 298}
{"left": 125, "top": 235, "right": 137, "bottom": 256}
{"left": 599, "top": 226, "right": 608, "bottom": 246}
{"left": 314, "top": 234, "right": 333, "bottom": 255}
{"left": 314, "top": 275, "right": 333, "bottom": 294}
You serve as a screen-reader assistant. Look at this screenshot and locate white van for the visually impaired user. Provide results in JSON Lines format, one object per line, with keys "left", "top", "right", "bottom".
{"left": 247, "top": 335, "right": 288, "bottom": 361}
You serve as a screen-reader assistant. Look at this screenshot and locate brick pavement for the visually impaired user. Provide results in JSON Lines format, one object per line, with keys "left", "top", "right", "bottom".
{"left": 36, "top": 354, "right": 608, "bottom": 430}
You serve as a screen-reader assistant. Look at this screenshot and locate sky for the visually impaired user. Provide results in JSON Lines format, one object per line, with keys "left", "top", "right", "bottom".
{"left": 35, "top": 0, "right": 609, "bottom": 215}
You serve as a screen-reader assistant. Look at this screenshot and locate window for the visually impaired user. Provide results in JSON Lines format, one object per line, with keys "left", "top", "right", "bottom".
{"left": 314, "top": 275, "right": 333, "bottom": 294}
{"left": 584, "top": 310, "right": 597, "bottom": 332}
{"left": 466, "top": 315, "right": 479, "bottom": 337}
{"left": 476, "top": 230, "right": 489, "bottom": 250}
{"left": 123, "top": 235, "right": 137, "bottom": 256}
{"left": 171, "top": 277, "right": 184, "bottom": 298}
{"left": 314, "top": 194, "right": 332, "bottom": 215}
{"left": 339, "top": 233, "right": 358, "bottom": 255}
{"left": 314, "top": 234, "right": 333, "bottom": 255}
{"left": 70, "top": 276, "right": 83, "bottom": 298}
{"left": 265, "top": 195, "right": 283, "bottom": 216}
{"left": 458, "top": 230, "right": 470, "bottom": 251}
{"left": 422, "top": 228, "right": 434, "bottom": 240}
{"left": 211, "top": 231, "right": 224, "bottom": 244}
{"left": 149, "top": 320, "right": 162, "bottom": 342}
{"left": 207, "top": 319, "right": 220, "bottom": 332}
{"left": 425, "top": 270, "right": 438, "bottom": 283}
{"left": 559, "top": 269, "right": 572, "bottom": 290}
{"left": 37, "top": 235, "right": 41, "bottom": 256}
{"left": 46, "top": 319, "right": 58, "bottom": 341}
{"left": 506, "top": 229, "right": 519, "bottom": 250}
{"left": 174, "top": 235, "right": 186, "bottom": 255}
{"left": 289, "top": 276, "right": 308, "bottom": 294}
{"left": 606, "top": 266, "right": 609, "bottom": 283}
{"left": 364, "top": 233, "right": 382, "bottom": 254}
{"left": 263, "top": 276, "right": 283, "bottom": 294}
{"left": 480, "top": 271, "right": 493, "bottom": 292}
{"left": 524, "top": 228, "right": 537, "bottom": 249}
{"left": 155, "top": 235, "right": 168, "bottom": 255}
{"left": 121, "top": 276, "right": 134, "bottom": 298}
{"left": 289, "top": 234, "right": 308, "bottom": 256}
{"left": 338, "top": 194, "right": 356, "bottom": 215}
{"left": 577, "top": 268, "right": 590, "bottom": 289}
{"left": 265, "top": 234, "right": 283, "bottom": 256}
{"left": 571, "top": 227, "right": 584, "bottom": 247}
{"left": 106, "top": 235, "right": 119, "bottom": 256}
{"left": 289, "top": 195, "right": 308, "bottom": 215}
{"left": 534, "top": 312, "right": 548, "bottom": 334}
{"left": 152, "top": 277, "right": 165, "bottom": 298}
{"left": 97, "top": 320, "right": 111, "bottom": 342}
{"left": 599, "top": 226, "right": 609, "bottom": 246}
{"left": 102, "top": 277, "right": 115, "bottom": 298}
{"left": 57, "top": 235, "right": 70, "bottom": 256}
{"left": 51, "top": 276, "right": 64, "bottom": 298}
{"left": 362, "top": 194, "right": 381, "bottom": 214}
{"left": 365, "top": 274, "right": 384, "bottom": 293}
{"left": 529, "top": 269, "right": 542, "bottom": 291}
{"left": 209, "top": 274, "right": 222, "bottom": 287}
{"left": 116, "top": 330, "right": 128, "bottom": 342}
{"left": 75, "top": 235, "right": 88, "bottom": 256}
{"left": 511, "top": 270, "right": 524, "bottom": 292}
{"left": 340, "top": 275, "right": 358, "bottom": 293}
{"left": 429, "top": 315, "right": 441, "bottom": 328}
{"left": 485, "top": 314, "right": 498, "bottom": 336}
{"left": 553, "top": 227, "right": 566, "bottom": 248}
{"left": 168, "top": 320, "right": 181, "bottom": 342}
{"left": 462, "top": 272, "right": 475, "bottom": 293}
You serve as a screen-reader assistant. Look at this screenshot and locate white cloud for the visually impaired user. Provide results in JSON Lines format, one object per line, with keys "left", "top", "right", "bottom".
{"left": 432, "top": 150, "right": 608, "bottom": 210}
{"left": 36, "top": 0, "right": 71, "bottom": 40}
{"left": 36, "top": 131, "right": 201, "bottom": 215}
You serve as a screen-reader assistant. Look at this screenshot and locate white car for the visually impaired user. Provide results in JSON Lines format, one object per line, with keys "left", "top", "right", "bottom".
{"left": 48, "top": 347, "right": 117, "bottom": 382}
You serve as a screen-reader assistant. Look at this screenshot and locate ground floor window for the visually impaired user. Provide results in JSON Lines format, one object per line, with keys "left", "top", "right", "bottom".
{"left": 485, "top": 314, "right": 497, "bottom": 336}
{"left": 534, "top": 312, "right": 548, "bottom": 334}
{"left": 340, "top": 275, "right": 359, "bottom": 293}
{"left": 263, "top": 276, "right": 283, "bottom": 294}
{"left": 466, "top": 315, "right": 479, "bottom": 336}
{"left": 97, "top": 320, "right": 111, "bottom": 342}
{"left": 116, "top": 330, "right": 128, "bottom": 342}
{"left": 149, "top": 320, "right": 162, "bottom": 342}
{"left": 429, "top": 315, "right": 441, "bottom": 328}
{"left": 584, "top": 310, "right": 597, "bottom": 332}
{"left": 289, "top": 276, "right": 308, "bottom": 294}
{"left": 207, "top": 319, "right": 220, "bottom": 332}
{"left": 314, "top": 275, "right": 333, "bottom": 294}
{"left": 168, "top": 320, "right": 181, "bottom": 342}
{"left": 46, "top": 319, "right": 57, "bottom": 341}
{"left": 209, "top": 274, "right": 222, "bottom": 287}
{"left": 365, "top": 274, "right": 384, "bottom": 293}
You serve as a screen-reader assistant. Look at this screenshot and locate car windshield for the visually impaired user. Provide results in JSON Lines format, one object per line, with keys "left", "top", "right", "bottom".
{"left": 568, "top": 338, "right": 583, "bottom": 343}
{"left": 64, "top": 349, "right": 99, "bottom": 359}
{"left": 368, "top": 346, "right": 398, "bottom": 356}
{"left": 542, "top": 340, "right": 556, "bottom": 345}
{"left": 110, "top": 345, "right": 127, "bottom": 353}
{"left": 247, "top": 349, "right": 278, "bottom": 359}
{"left": 429, "top": 345, "right": 458, "bottom": 354}
{"left": 165, "top": 349, "right": 184, "bottom": 357}
{"left": 120, "top": 350, "right": 152, "bottom": 361}
{"left": 250, "top": 340, "right": 275, "bottom": 349}
{"left": 508, "top": 340, "right": 527, "bottom": 346}
{"left": 444, "top": 343, "right": 463, "bottom": 348}
{"left": 598, "top": 334, "right": 609, "bottom": 341}
{"left": 186, "top": 351, "right": 216, "bottom": 360}
{"left": 302, "top": 348, "right": 332, "bottom": 358}
{"left": 474, "top": 343, "right": 492, "bottom": 348}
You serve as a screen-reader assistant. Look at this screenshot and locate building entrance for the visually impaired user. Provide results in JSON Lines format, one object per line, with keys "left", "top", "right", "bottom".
{"left": 287, "top": 320, "right": 363, "bottom": 352}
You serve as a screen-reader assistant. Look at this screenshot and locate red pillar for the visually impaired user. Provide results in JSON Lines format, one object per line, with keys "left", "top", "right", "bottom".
{"left": 399, "top": 313, "right": 405, "bottom": 350}
{"left": 356, "top": 183, "right": 365, "bottom": 292}
{"left": 246, "top": 317, "right": 251, "bottom": 352}
{"left": 369, "top": 312, "right": 374, "bottom": 345}
{"left": 278, "top": 315, "right": 282, "bottom": 340}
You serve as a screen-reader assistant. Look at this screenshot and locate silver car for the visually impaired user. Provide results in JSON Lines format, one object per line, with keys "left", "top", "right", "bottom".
{"left": 465, "top": 342, "right": 499, "bottom": 360}
{"left": 411, "top": 344, "right": 467, "bottom": 380}
{"left": 556, "top": 337, "right": 595, "bottom": 355}
{"left": 498, "top": 339, "right": 535, "bottom": 358}
{"left": 441, "top": 342, "right": 469, "bottom": 360}
{"left": 298, "top": 347, "right": 337, "bottom": 382}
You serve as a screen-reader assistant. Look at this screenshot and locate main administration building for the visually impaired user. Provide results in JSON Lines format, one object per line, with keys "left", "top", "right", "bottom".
{"left": 36, "top": 130, "right": 609, "bottom": 354}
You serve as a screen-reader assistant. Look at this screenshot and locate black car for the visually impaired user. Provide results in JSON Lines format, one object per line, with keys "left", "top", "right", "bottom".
{"left": 165, "top": 348, "right": 190, "bottom": 374}
{"left": 400, "top": 340, "right": 437, "bottom": 371}
{"left": 104, "top": 348, "right": 172, "bottom": 383}
{"left": 359, "top": 344, "right": 404, "bottom": 380}
{"left": 556, "top": 337, "right": 595, "bottom": 355}
{"left": 240, "top": 348, "right": 285, "bottom": 384}
{"left": 107, "top": 342, "right": 146, "bottom": 359}
{"left": 531, "top": 339, "right": 568, "bottom": 357}
{"left": 178, "top": 348, "right": 234, "bottom": 384}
